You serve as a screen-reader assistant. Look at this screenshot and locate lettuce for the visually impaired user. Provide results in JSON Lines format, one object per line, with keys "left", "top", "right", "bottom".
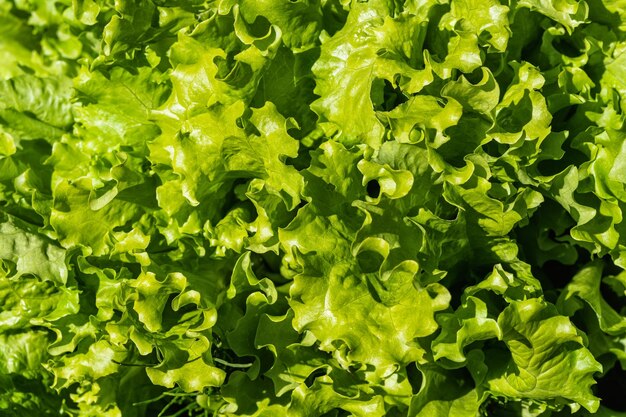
{"left": 1, "top": 0, "right": 626, "bottom": 416}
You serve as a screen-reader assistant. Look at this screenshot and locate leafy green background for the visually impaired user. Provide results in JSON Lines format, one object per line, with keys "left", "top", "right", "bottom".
{"left": 1, "top": 0, "right": 626, "bottom": 416}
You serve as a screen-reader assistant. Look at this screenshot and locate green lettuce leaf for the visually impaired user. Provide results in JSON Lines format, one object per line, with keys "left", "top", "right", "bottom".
{"left": 488, "top": 299, "right": 602, "bottom": 413}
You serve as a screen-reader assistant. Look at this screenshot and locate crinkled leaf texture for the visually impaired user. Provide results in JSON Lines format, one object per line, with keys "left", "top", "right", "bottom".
{"left": 2, "top": 0, "right": 626, "bottom": 416}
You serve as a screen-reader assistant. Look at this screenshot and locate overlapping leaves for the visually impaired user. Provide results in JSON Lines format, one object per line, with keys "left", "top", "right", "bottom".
{"left": 1, "top": 0, "right": 626, "bottom": 416}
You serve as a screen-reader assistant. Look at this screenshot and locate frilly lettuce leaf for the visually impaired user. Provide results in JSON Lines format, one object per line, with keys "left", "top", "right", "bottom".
{"left": 432, "top": 296, "right": 502, "bottom": 364}
{"left": 558, "top": 261, "right": 626, "bottom": 335}
{"left": 0, "top": 75, "right": 72, "bottom": 141}
{"left": 0, "top": 214, "right": 67, "bottom": 282}
{"left": 409, "top": 365, "right": 482, "bottom": 417}
{"left": 227, "top": 0, "right": 323, "bottom": 52}
{"left": 311, "top": 6, "right": 431, "bottom": 148}
{"left": 285, "top": 203, "right": 450, "bottom": 371}
{"left": 0, "top": 331, "right": 50, "bottom": 379}
{"left": 72, "top": 66, "right": 168, "bottom": 147}
{"left": 3, "top": 0, "right": 626, "bottom": 415}
{"left": 518, "top": 0, "right": 589, "bottom": 32}
{"left": 488, "top": 299, "right": 602, "bottom": 413}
